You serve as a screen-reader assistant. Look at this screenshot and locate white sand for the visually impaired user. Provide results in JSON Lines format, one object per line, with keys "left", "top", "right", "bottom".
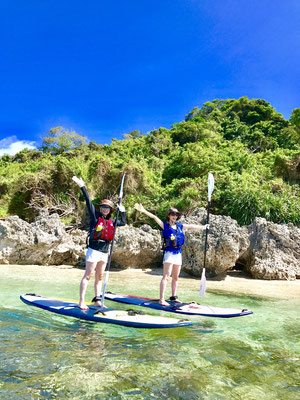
{"left": 2, "top": 264, "right": 300, "bottom": 300}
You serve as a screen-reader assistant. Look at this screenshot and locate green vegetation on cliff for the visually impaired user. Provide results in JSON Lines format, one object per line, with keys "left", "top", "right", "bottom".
{"left": 0, "top": 97, "right": 299, "bottom": 227}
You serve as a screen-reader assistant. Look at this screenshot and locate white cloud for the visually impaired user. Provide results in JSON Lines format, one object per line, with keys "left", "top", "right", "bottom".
{"left": 0, "top": 136, "right": 37, "bottom": 157}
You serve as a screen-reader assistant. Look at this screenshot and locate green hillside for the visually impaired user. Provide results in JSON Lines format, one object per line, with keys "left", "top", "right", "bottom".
{"left": 1, "top": 97, "right": 299, "bottom": 227}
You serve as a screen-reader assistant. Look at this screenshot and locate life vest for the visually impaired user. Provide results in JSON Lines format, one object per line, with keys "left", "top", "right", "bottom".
{"left": 90, "top": 217, "right": 115, "bottom": 241}
{"left": 162, "top": 222, "right": 185, "bottom": 249}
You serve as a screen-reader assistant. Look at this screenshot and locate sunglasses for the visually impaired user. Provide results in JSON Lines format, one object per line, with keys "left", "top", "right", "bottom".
{"left": 100, "top": 205, "right": 111, "bottom": 209}
{"left": 169, "top": 212, "right": 179, "bottom": 216}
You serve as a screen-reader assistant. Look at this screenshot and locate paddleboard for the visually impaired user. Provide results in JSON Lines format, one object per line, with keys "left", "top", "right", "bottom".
{"left": 20, "top": 294, "right": 193, "bottom": 329}
{"left": 103, "top": 292, "right": 253, "bottom": 318}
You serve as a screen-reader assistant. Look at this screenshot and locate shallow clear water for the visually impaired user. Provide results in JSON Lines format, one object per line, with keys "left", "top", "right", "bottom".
{"left": 0, "top": 265, "right": 299, "bottom": 400}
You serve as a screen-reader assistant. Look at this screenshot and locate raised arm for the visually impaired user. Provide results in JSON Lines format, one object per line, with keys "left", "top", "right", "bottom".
{"left": 182, "top": 223, "right": 209, "bottom": 230}
{"left": 72, "top": 176, "right": 97, "bottom": 223}
{"left": 134, "top": 203, "right": 164, "bottom": 229}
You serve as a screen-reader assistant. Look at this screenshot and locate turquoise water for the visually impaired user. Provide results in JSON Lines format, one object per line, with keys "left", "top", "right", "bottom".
{"left": 0, "top": 266, "right": 299, "bottom": 400}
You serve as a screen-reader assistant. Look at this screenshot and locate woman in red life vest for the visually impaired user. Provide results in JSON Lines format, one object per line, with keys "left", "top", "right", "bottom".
{"left": 73, "top": 176, "right": 126, "bottom": 309}
{"left": 135, "top": 204, "right": 208, "bottom": 306}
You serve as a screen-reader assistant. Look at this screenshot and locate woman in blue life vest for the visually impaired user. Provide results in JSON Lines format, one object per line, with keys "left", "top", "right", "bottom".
{"left": 73, "top": 176, "right": 126, "bottom": 309}
{"left": 135, "top": 204, "right": 208, "bottom": 306}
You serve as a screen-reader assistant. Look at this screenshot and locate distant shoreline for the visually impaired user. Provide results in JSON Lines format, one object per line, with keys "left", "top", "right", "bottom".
{"left": 3, "top": 264, "right": 300, "bottom": 301}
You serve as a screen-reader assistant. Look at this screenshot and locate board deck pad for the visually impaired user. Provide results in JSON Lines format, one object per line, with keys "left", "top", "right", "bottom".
{"left": 20, "top": 294, "right": 193, "bottom": 329}
{"left": 103, "top": 292, "right": 253, "bottom": 318}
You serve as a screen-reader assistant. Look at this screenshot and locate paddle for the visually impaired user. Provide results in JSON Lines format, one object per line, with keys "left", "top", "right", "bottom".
{"left": 199, "top": 173, "right": 214, "bottom": 297}
{"left": 100, "top": 173, "right": 126, "bottom": 309}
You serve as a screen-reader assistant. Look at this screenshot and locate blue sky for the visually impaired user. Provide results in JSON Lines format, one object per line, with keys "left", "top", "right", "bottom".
{"left": 0, "top": 0, "right": 299, "bottom": 155}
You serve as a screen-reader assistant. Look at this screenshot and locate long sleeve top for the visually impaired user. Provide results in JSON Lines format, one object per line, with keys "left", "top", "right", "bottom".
{"left": 81, "top": 186, "right": 126, "bottom": 253}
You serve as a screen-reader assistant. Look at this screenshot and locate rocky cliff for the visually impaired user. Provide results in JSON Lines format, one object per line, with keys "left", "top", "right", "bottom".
{"left": 0, "top": 209, "right": 299, "bottom": 280}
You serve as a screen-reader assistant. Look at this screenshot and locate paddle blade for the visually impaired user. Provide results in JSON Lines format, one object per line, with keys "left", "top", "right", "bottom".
{"left": 199, "top": 268, "right": 207, "bottom": 297}
{"left": 208, "top": 173, "right": 214, "bottom": 202}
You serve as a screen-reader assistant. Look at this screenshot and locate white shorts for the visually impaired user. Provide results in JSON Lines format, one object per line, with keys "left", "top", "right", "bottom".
{"left": 86, "top": 247, "right": 109, "bottom": 263}
{"left": 163, "top": 251, "right": 182, "bottom": 266}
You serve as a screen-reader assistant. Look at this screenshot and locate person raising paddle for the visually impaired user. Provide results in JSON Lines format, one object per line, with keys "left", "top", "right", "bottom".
{"left": 135, "top": 204, "right": 208, "bottom": 306}
{"left": 73, "top": 176, "right": 126, "bottom": 310}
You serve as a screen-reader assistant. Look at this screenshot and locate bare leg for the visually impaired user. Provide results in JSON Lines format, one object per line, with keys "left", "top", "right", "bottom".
{"left": 94, "top": 261, "right": 107, "bottom": 307}
{"left": 160, "top": 262, "right": 173, "bottom": 306}
{"left": 171, "top": 264, "right": 181, "bottom": 301}
{"left": 79, "top": 261, "right": 97, "bottom": 309}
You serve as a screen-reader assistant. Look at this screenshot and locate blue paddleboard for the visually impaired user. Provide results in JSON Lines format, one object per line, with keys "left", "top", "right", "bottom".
{"left": 20, "top": 294, "right": 193, "bottom": 329}
{"left": 104, "top": 292, "right": 253, "bottom": 318}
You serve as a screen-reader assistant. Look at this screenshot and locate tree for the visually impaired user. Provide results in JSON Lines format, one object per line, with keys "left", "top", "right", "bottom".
{"left": 170, "top": 120, "right": 219, "bottom": 146}
{"left": 290, "top": 108, "right": 300, "bottom": 142}
{"left": 185, "top": 100, "right": 226, "bottom": 121}
{"left": 123, "top": 130, "right": 142, "bottom": 140}
{"left": 40, "top": 127, "right": 87, "bottom": 154}
{"left": 290, "top": 108, "right": 300, "bottom": 129}
{"left": 219, "top": 97, "right": 277, "bottom": 125}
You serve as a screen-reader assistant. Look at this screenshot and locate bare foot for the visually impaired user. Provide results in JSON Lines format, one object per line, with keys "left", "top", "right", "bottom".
{"left": 169, "top": 296, "right": 182, "bottom": 303}
{"left": 159, "top": 300, "right": 169, "bottom": 307}
{"left": 94, "top": 301, "right": 108, "bottom": 308}
{"left": 79, "top": 303, "right": 89, "bottom": 310}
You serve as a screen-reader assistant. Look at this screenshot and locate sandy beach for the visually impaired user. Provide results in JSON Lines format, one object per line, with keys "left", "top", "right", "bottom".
{"left": 115, "top": 268, "right": 300, "bottom": 300}
{"left": 2, "top": 264, "right": 300, "bottom": 300}
{"left": 202, "top": 272, "right": 300, "bottom": 299}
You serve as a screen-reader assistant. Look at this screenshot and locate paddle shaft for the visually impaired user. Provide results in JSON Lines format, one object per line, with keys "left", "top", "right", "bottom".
{"left": 199, "top": 173, "right": 214, "bottom": 297}
{"left": 203, "top": 199, "right": 211, "bottom": 270}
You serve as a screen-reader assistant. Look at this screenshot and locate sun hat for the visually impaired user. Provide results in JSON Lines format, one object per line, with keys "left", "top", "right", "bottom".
{"left": 92, "top": 198, "right": 115, "bottom": 212}
{"left": 166, "top": 207, "right": 182, "bottom": 219}
{"left": 99, "top": 199, "right": 114, "bottom": 210}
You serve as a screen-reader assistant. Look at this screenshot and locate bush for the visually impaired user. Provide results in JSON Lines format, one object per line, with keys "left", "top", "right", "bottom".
{"left": 1, "top": 98, "right": 299, "bottom": 227}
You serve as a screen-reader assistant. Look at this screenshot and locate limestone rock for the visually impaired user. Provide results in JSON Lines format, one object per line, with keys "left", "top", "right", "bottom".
{"left": 245, "top": 218, "right": 300, "bottom": 280}
{"left": 0, "top": 212, "right": 162, "bottom": 269}
{"left": 112, "top": 224, "right": 162, "bottom": 268}
{"left": 181, "top": 208, "right": 249, "bottom": 277}
{"left": 1, "top": 208, "right": 299, "bottom": 281}
{"left": 0, "top": 211, "right": 86, "bottom": 266}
